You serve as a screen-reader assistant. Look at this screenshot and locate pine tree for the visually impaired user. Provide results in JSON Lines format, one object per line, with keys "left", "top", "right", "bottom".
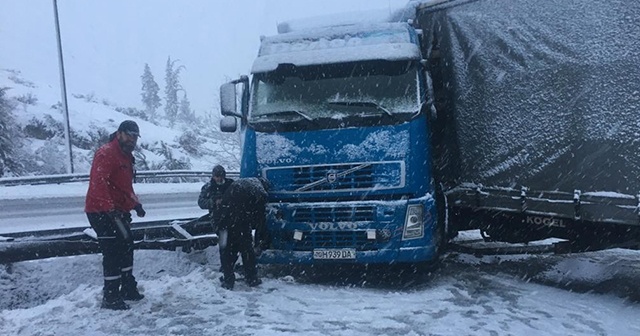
{"left": 178, "top": 92, "right": 196, "bottom": 124}
{"left": 164, "top": 57, "right": 184, "bottom": 126}
{"left": 0, "top": 87, "right": 22, "bottom": 177}
{"left": 141, "top": 63, "right": 161, "bottom": 121}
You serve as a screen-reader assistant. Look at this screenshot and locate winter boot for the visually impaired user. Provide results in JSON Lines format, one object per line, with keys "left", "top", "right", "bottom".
{"left": 121, "top": 286, "right": 144, "bottom": 301}
{"left": 219, "top": 276, "right": 234, "bottom": 290}
{"left": 121, "top": 272, "right": 145, "bottom": 301}
{"left": 102, "top": 279, "right": 130, "bottom": 310}
{"left": 246, "top": 277, "right": 262, "bottom": 287}
{"left": 102, "top": 296, "right": 130, "bottom": 310}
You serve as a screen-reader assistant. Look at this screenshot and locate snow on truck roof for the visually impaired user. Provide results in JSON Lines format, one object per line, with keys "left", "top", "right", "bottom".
{"left": 251, "top": 22, "right": 421, "bottom": 73}
{"left": 276, "top": 5, "right": 417, "bottom": 34}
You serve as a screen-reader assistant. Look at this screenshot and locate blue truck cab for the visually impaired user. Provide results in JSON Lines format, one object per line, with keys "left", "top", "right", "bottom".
{"left": 219, "top": 21, "right": 446, "bottom": 266}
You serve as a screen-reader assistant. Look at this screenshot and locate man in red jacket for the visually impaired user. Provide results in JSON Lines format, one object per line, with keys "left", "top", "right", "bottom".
{"left": 85, "top": 120, "right": 146, "bottom": 310}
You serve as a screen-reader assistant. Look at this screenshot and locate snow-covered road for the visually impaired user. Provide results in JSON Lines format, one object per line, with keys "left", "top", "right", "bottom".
{"left": 2, "top": 182, "right": 640, "bottom": 335}
{"left": 0, "top": 183, "right": 207, "bottom": 235}
{"left": 1, "top": 245, "right": 639, "bottom": 335}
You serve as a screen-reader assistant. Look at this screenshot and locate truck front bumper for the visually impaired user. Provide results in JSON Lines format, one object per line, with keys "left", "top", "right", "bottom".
{"left": 258, "top": 245, "right": 436, "bottom": 265}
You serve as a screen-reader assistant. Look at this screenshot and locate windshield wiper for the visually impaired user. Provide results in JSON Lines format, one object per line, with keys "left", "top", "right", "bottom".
{"left": 327, "top": 101, "right": 395, "bottom": 118}
{"left": 259, "top": 110, "right": 315, "bottom": 122}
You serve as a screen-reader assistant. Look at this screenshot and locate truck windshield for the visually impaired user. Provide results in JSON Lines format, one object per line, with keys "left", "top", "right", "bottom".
{"left": 249, "top": 60, "right": 420, "bottom": 125}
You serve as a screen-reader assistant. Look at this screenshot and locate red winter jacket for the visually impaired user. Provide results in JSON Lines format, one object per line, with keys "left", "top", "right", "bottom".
{"left": 85, "top": 137, "right": 139, "bottom": 213}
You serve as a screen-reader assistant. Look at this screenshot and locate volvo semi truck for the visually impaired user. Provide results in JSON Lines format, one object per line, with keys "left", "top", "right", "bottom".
{"left": 219, "top": 0, "right": 640, "bottom": 267}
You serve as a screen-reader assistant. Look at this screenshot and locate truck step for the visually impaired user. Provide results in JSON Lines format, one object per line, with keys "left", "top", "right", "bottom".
{"left": 448, "top": 240, "right": 557, "bottom": 257}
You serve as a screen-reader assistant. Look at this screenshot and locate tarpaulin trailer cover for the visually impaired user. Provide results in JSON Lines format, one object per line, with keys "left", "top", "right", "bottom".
{"left": 418, "top": 0, "right": 640, "bottom": 196}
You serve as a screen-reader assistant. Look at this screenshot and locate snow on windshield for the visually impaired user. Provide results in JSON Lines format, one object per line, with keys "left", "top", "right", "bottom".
{"left": 250, "top": 66, "right": 419, "bottom": 118}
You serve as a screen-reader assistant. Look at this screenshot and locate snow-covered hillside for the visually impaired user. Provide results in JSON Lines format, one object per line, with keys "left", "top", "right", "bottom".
{"left": 0, "top": 68, "right": 240, "bottom": 176}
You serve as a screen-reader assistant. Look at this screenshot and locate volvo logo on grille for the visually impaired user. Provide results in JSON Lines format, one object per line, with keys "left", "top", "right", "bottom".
{"left": 326, "top": 172, "right": 337, "bottom": 183}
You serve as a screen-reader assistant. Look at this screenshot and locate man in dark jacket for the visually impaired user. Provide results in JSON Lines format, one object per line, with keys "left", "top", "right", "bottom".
{"left": 198, "top": 165, "right": 233, "bottom": 233}
{"left": 218, "top": 177, "right": 269, "bottom": 290}
{"left": 85, "top": 120, "right": 146, "bottom": 310}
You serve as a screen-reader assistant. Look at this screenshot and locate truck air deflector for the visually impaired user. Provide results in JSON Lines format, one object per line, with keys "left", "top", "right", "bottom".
{"left": 253, "top": 22, "right": 421, "bottom": 73}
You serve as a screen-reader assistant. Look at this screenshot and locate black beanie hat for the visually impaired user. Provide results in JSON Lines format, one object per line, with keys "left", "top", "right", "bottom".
{"left": 117, "top": 120, "right": 140, "bottom": 137}
{"left": 212, "top": 165, "right": 226, "bottom": 177}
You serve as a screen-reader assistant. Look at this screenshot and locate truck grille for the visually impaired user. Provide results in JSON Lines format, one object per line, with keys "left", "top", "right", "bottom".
{"left": 293, "top": 206, "right": 375, "bottom": 222}
{"left": 265, "top": 161, "right": 404, "bottom": 193}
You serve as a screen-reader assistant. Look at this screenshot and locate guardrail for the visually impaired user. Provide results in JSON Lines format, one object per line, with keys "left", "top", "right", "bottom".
{"left": 0, "top": 170, "right": 241, "bottom": 187}
{"left": 0, "top": 216, "right": 218, "bottom": 263}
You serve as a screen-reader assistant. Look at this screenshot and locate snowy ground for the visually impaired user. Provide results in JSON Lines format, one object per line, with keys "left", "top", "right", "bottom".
{"left": 1, "top": 183, "right": 640, "bottom": 335}
{"left": 1, "top": 244, "right": 640, "bottom": 335}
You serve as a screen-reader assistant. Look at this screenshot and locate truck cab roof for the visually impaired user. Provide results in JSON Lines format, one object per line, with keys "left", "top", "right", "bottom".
{"left": 252, "top": 22, "right": 421, "bottom": 73}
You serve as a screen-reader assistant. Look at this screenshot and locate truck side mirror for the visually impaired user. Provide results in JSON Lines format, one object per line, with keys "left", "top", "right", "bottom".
{"left": 220, "top": 116, "right": 237, "bottom": 133}
{"left": 220, "top": 82, "right": 242, "bottom": 117}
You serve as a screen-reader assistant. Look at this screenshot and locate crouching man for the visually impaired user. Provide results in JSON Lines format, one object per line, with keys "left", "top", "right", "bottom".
{"left": 218, "top": 177, "right": 269, "bottom": 290}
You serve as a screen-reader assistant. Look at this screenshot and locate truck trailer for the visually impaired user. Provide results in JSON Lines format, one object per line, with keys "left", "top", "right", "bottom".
{"left": 418, "top": 0, "right": 640, "bottom": 251}
{"left": 219, "top": 0, "right": 640, "bottom": 267}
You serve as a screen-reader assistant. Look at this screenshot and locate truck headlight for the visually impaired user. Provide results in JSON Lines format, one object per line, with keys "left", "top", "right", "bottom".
{"left": 403, "top": 204, "right": 424, "bottom": 240}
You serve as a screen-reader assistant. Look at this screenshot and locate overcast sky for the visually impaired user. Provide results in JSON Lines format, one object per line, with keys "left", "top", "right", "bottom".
{"left": 0, "top": 0, "right": 409, "bottom": 114}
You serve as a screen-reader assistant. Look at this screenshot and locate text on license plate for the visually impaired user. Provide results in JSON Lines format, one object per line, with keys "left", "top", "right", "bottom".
{"left": 313, "top": 249, "right": 356, "bottom": 260}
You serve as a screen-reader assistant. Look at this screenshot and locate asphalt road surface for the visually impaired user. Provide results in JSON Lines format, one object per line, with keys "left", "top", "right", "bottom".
{"left": 0, "top": 192, "right": 204, "bottom": 235}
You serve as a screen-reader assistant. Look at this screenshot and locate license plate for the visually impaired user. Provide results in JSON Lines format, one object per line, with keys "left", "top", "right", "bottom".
{"left": 313, "top": 249, "right": 356, "bottom": 260}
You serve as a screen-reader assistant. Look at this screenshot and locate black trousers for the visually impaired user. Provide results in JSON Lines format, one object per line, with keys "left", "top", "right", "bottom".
{"left": 219, "top": 229, "right": 258, "bottom": 283}
{"left": 87, "top": 212, "right": 135, "bottom": 288}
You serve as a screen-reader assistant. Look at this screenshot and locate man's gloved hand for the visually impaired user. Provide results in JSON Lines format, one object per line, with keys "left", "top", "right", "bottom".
{"left": 134, "top": 204, "right": 146, "bottom": 218}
